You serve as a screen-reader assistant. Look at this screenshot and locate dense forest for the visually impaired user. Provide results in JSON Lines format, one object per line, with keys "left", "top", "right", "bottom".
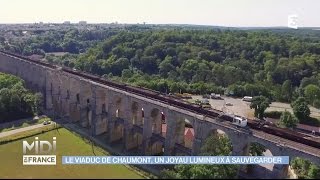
{"left": 1, "top": 26, "right": 320, "bottom": 179}
{"left": 1, "top": 26, "right": 320, "bottom": 108}
{"left": 0, "top": 28, "right": 119, "bottom": 55}
{"left": 71, "top": 28, "right": 320, "bottom": 108}
{"left": 0, "top": 73, "right": 42, "bottom": 122}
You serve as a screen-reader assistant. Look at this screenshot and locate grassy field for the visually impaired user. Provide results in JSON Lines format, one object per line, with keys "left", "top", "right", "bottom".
{"left": 0, "top": 124, "right": 58, "bottom": 143}
{"left": 0, "top": 128, "right": 145, "bottom": 179}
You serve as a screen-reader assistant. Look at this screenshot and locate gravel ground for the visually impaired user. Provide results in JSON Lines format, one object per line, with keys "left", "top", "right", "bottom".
{"left": 191, "top": 95, "right": 320, "bottom": 119}
{"left": 267, "top": 102, "right": 320, "bottom": 118}
{"left": 191, "top": 95, "right": 254, "bottom": 118}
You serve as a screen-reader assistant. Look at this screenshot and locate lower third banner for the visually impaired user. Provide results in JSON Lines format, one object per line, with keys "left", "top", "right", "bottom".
{"left": 62, "top": 156, "right": 289, "bottom": 165}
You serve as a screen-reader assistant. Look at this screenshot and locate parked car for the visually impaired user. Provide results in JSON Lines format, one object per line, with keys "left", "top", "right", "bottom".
{"left": 202, "top": 94, "right": 210, "bottom": 99}
{"left": 201, "top": 99, "right": 210, "bottom": 104}
{"left": 226, "top": 102, "right": 233, "bottom": 106}
{"left": 242, "top": 96, "right": 253, "bottom": 102}
{"left": 211, "top": 93, "right": 223, "bottom": 100}
{"left": 43, "top": 121, "right": 51, "bottom": 125}
{"left": 194, "top": 99, "right": 202, "bottom": 105}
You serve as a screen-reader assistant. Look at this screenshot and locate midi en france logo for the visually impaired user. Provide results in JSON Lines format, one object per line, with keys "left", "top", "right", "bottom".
{"left": 22, "top": 137, "right": 56, "bottom": 165}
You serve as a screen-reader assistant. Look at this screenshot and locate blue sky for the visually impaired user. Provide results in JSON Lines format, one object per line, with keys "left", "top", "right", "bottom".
{"left": 0, "top": 0, "right": 319, "bottom": 27}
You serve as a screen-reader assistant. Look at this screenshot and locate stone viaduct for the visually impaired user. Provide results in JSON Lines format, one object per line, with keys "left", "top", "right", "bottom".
{"left": 0, "top": 51, "right": 319, "bottom": 178}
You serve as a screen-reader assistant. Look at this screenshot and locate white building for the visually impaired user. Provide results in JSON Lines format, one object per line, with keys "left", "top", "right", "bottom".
{"left": 79, "top": 21, "right": 87, "bottom": 25}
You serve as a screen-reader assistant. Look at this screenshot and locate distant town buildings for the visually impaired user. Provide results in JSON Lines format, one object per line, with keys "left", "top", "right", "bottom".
{"left": 79, "top": 21, "right": 87, "bottom": 25}
{"left": 63, "top": 21, "right": 71, "bottom": 25}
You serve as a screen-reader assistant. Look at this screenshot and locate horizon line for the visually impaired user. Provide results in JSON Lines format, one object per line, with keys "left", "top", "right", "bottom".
{"left": 0, "top": 22, "right": 320, "bottom": 29}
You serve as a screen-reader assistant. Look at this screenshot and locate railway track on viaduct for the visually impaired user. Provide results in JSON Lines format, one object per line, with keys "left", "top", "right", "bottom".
{"left": 1, "top": 50, "right": 320, "bottom": 155}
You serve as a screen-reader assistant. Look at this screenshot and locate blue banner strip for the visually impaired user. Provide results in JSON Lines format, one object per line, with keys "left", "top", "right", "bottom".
{"left": 62, "top": 156, "right": 289, "bottom": 165}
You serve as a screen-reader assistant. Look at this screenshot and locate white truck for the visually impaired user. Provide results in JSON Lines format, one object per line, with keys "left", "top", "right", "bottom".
{"left": 242, "top": 96, "right": 253, "bottom": 102}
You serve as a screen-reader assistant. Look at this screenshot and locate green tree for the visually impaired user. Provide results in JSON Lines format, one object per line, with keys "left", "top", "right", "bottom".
{"left": 111, "top": 57, "right": 130, "bottom": 76}
{"left": 200, "top": 134, "right": 232, "bottom": 156}
{"left": 121, "top": 69, "right": 133, "bottom": 79}
{"left": 161, "top": 169, "right": 179, "bottom": 179}
{"left": 159, "top": 56, "right": 175, "bottom": 77}
{"left": 291, "top": 97, "right": 310, "bottom": 121}
{"left": 197, "top": 50, "right": 211, "bottom": 60}
{"left": 279, "top": 111, "right": 299, "bottom": 128}
{"left": 0, "top": 73, "right": 41, "bottom": 121}
{"left": 280, "top": 80, "right": 292, "bottom": 102}
{"left": 7, "top": 27, "right": 320, "bottom": 110}
{"left": 23, "top": 93, "right": 36, "bottom": 115}
{"left": 139, "top": 56, "right": 158, "bottom": 74}
{"left": 32, "top": 93, "right": 43, "bottom": 115}
{"left": 264, "top": 59, "right": 276, "bottom": 72}
{"left": 308, "top": 164, "right": 320, "bottom": 179}
{"left": 249, "top": 143, "right": 266, "bottom": 156}
{"left": 300, "top": 77, "right": 319, "bottom": 89}
{"left": 304, "top": 84, "right": 320, "bottom": 107}
{"left": 161, "top": 135, "right": 238, "bottom": 179}
{"left": 0, "top": 36, "right": 5, "bottom": 43}
{"left": 250, "top": 96, "right": 271, "bottom": 119}
{"left": 291, "top": 157, "right": 320, "bottom": 179}
{"left": 0, "top": 88, "right": 11, "bottom": 112}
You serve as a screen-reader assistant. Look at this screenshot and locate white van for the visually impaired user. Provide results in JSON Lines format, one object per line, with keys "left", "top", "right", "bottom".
{"left": 232, "top": 116, "right": 247, "bottom": 127}
{"left": 242, "top": 96, "right": 253, "bottom": 102}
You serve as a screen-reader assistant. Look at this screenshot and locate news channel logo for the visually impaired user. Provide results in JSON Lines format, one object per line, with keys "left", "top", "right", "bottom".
{"left": 22, "top": 137, "right": 56, "bottom": 165}
{"left": 288, "top": 14, "right": 298, "bottom": 29}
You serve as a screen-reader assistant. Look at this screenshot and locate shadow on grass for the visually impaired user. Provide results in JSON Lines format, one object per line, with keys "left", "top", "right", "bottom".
{"left": 54, "top": 123, "right": 61, "bottom": 135}
{"left": 91, "top": 141, "right": 96, "bottom": 156}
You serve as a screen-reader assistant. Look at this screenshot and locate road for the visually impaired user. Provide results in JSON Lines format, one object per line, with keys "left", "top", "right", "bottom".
{"left": 0, "top": 123, "right": 47, "bottom": 138}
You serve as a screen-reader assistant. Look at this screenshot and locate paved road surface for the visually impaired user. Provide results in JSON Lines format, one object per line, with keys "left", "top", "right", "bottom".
{"left": 0, "top": 123, "right": 46, "bottom": 138}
